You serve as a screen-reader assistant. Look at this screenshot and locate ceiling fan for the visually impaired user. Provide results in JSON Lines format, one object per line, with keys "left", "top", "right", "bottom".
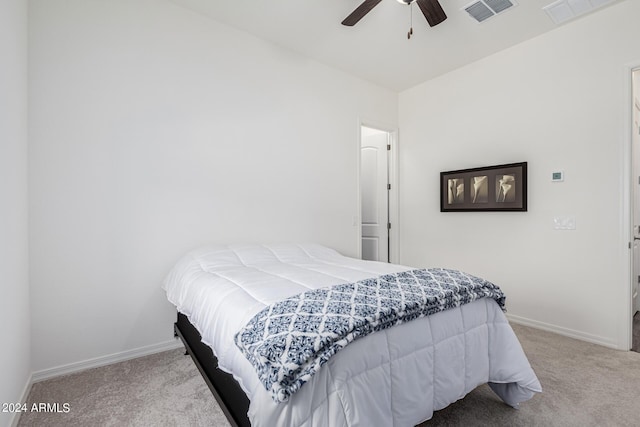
{"left": 342, "top": 0, "right": 447, "bottom": 28}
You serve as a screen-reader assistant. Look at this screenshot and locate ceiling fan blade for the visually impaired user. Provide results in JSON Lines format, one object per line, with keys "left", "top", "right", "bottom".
{"left": 416, "top": 0, "right": 447, "bottom": 27}
{"left": 341, "top": 0, "right": 383, "bottom": 26}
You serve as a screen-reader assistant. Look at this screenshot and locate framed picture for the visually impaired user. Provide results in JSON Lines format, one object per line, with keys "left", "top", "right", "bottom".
{"left": 440, "top": 162, "right": 527, "bottom": 212}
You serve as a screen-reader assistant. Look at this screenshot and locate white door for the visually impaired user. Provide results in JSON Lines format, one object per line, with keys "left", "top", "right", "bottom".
{"left": 632, "top": 69, "right": 640, "bottom": 315}
{"left": 361, "top": 126, "right": 389, "bottom": 262}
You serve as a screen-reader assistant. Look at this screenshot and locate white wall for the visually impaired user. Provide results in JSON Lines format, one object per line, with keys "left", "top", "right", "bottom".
{"left": 28, "top": 0, "right": 397, "bottom": 372}
{"left": 0, "top": 0, "right": 30, "bottom": 425}
{"left": 399, "top": 0, "right": 639, "bottom": 349}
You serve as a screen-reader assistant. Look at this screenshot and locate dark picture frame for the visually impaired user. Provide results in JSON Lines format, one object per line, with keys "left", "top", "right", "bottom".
{"left": 440, "top": 162, "right": 527, "bottom": 212}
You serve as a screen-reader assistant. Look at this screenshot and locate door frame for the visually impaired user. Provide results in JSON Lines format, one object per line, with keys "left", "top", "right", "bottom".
{"left": 356, "top": 119, "right": 399, "bottom": 264}
{"left": 626, "top": 64, "right": 640, "bottom": 350}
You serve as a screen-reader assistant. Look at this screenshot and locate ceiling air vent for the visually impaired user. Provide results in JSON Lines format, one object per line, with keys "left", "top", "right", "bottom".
{"left": 463, "top": 0, "right": 516, "bottom": 23}
{"left": 543, "top": 0, "right": 615, "bottom": 25}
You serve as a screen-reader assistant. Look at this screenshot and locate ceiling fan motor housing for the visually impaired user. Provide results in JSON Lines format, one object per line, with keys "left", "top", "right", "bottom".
{"left": 342, "top": 0, "right": 446, "bottom": 28}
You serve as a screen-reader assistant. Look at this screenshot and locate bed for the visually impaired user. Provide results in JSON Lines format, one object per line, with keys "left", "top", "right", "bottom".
{"left": 163, "top": 243, "right": 541, "bottom": 426}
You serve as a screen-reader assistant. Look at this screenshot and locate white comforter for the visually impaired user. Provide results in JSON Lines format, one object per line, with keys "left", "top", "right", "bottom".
{"left": 163, "top": 243, "right": 541, "bottom": 426}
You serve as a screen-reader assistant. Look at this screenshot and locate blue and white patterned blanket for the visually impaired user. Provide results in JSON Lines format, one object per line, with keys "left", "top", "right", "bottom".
{"left": 234, "top": 268, "right": 505, "bottom": 403}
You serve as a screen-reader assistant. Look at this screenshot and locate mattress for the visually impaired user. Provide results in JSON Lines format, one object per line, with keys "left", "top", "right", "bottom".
{"left": 163, "top": 243, "right": 541, "bottom": 426}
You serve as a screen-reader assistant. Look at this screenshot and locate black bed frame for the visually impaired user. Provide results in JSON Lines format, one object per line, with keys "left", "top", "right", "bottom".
{"left": 174, "top": 312, "right": 251, "bottom": 427}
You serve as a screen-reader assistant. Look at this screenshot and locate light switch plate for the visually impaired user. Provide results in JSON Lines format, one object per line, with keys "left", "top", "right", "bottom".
{"left": 552, "top": 171, "right": 564, "bottom": 182}
{"left": 553, "top": 216, "right": 576, "bottom": 230}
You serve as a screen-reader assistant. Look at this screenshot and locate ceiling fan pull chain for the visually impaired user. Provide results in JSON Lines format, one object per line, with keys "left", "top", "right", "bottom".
{"left": 408, "top": 3, "right": 414, "bottom": 39}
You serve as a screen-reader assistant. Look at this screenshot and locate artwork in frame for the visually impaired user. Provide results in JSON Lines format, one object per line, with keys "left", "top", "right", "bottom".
{"left": 440, "top": 162, "right": 527, "bottom": 212}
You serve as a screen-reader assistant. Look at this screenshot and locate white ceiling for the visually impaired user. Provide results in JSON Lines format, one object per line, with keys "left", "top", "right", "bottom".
{"left": 168, "top": 0, "right": 621, "bottom": 92}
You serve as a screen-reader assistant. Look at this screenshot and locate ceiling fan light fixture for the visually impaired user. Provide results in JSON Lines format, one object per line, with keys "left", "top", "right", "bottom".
{"left": 396, "top": 0, "right": 416, "bottom": 4}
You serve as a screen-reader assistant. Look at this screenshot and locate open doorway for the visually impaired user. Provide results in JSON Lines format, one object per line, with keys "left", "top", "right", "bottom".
{"left": 359, "top": 124, "right": 398, "bottom": 263}
{"left": 631, "top": 68, "right": 640, "bottom": 351}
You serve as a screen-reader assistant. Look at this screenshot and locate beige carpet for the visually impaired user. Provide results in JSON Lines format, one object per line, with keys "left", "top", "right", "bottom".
{"left": 18, "top": 324, "right": 640, "bottom": 426}
{"left": 18, "top": 349, "right": 230, "bottom": 427}
{"left": 423, "top": 323, "right": 640, "bottom": 426}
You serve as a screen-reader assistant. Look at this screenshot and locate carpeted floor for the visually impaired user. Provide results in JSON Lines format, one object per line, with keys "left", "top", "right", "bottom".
{"left": 18, "top": 324, "right": 640, "bottom": 426}
{"left": 18, "top": 349, "right": 229, "bottom": 427}
{"left": 423, "top": 323, "right": 640, "bottom": 426}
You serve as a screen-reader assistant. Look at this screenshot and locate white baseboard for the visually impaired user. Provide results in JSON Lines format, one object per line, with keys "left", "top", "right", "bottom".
{"left": 32, "top": 338, "right": 184, "bottom": 383}
{"left": 506, "top": 313, "right": 620, "bottom": 350}
{"left": 10, "top": 373, "right": 33, "bottom": 427}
